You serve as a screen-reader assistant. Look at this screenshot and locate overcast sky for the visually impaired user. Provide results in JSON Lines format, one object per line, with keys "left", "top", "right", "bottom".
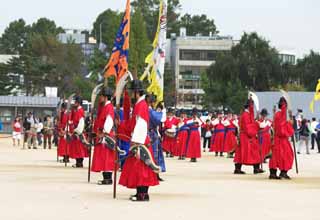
{"left": 1, "top": 0, "right": 319, "bottom": 57}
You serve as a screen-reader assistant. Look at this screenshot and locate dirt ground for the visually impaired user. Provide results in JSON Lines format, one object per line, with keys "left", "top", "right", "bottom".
{"left": 0, "top": 136, "right": 319, "bottom": 220}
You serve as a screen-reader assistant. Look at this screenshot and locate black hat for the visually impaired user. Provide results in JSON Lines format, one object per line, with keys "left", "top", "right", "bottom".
{"left": 243, "top": 99, "right": 251, "bottom": 109}
{"left": 100, "top": 87, "right": 113, "bottom": 97}
{"left": 130, "top": 79, "right": 144, "bottom": 92}
{"left": 74, "top": 96, "right": 83, "bottom": 105}
{"left": 61, "top": 102, "right": 67, "bottom": 109}
{"left": 192, "top": 107, "right": 198, "bottom": 115}
{"left": 260, "top": 108, "right": 268, "bottom": 116}
{"left": 180, "top": 108, "right": 186, "bottom": 114}
{"left": 297, "top": 109, "right": 303, "bottom": 113}
{"left": 168, "top": 108, "right": 174, "bottom": 114}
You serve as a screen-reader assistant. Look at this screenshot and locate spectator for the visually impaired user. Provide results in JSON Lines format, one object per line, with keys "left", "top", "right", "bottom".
{"left": 22, "top": 115, "right": 31, "bottom": 149}
{"left": 43, "top": 115, "right": 54, "bottom": 149}
{"left": 310, "top": 118, "right": 318, "bottom": 150}
{"left": 298, "top": 119, "right": 310, "bottom": 154}
{"left": 52, "top": 117, "right": 59, "bottom": 147}
{"left": 0, "top": 118, "right": 3, "bottom": 131}
{"left": 27, "top": 112, "right": 38, "bottom": 149}
{"left": 12, "top": 117, "right": 22, "bottom": 147}
{"left": 37, "top": 118, "right": 43, "bottom": 146}
{"left": 315, "top": 121, "right": 320, "bottom": 153}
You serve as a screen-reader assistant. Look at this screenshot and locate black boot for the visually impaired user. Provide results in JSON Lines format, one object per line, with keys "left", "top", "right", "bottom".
{"left": 215, "top": 152, "right": 219, "bottom": 157}
{"left": 269, "top": 169, "right": 281, "bottom": 179}
{"left": 220, "top": 152, "right": 224, "bottom": 157}
{"left": 72, "top": 158, "right": 84, "bottom": 168}
{"left": 98, "top": 172, "right": 113, "bottom": 185}
{"left": 178, "top": 156, "right": 183, "bottom": 160}
{"left": 190, "top": 158, "right": 197, "bottom": 162}
{"left": 234, "top": 163, "right": 245, "bottom": 174}
{"left": 157, "top": 174, "right": 164, "bottom": 181}
{"left": 279, "top": 170, "right": 291, "bottom": 180}
{"left": 131, "top": 186, "right": 149, "bottom": 202}
{"left": 253, "top": 164, "right": 265, "bottom": 174}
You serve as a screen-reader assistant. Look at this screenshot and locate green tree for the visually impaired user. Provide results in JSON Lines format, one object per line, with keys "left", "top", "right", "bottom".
{"left": 91, "top": 9, "right": 122, "bottom": 51}
{"left": 31, "top": 18, "right": 64, "bottom": 36}
{"left": 0, "top": 19, "right": 31, "bottom": 54}
{"left": 179, "top": 14, "right": 218, "bottom": 36}
{"left": 296, "top": 50, "right": 320, "bottom": 91}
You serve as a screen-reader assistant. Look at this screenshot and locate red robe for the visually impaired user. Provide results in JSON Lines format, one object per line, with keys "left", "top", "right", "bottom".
{"left": 176, "top": 118, "right": 189, "bottom": 157}
{"left": 234, "top": 104, "right": 261, "bottom": 165}
{"left": 258, "top": 119, "right": 272, "bottom": 159}
{"left": 119, "top": 97, "right": 159, "bottom": 188}
{"left": 57, "top": 110, "right": 70, "bottom": 156}
{"left": 269, "top": 106, "right": 294, "bottom": 171}
{"left": 224, "top": 119, "right": 238, "bottom": 153}
{"left": 91, "top": 102, "right": 115, "bottom": 172}
{"left": 162, "top": 117, "right": 178, "bottom": 154}
{"left": 186, "top": 118, "right": 201, "bottom": 158}
{"left": 69, "top": 106, "right": 89, "bottom": 159}
{"left": 210, "top": 119, "right": 225, "bottom": 152}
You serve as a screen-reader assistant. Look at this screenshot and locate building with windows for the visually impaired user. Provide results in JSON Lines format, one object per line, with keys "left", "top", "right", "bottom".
{"left": 167, "top": 28, "right": 234, "bottom": 108}
{"left": 278, "top": 50, "right": 296, "bottom": 65}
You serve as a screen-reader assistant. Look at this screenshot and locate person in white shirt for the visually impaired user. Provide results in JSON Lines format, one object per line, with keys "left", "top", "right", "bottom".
{"left": 310, "top": 118, "right": 318, "bottom": 150}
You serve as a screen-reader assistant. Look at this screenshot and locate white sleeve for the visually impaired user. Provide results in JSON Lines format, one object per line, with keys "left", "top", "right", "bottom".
{"left": 259, "top": 120, "right": 268, "bottom": 129}
{"left": 74, "top": 117, "right": 84, "bottom": 135}
{"left": 161, "top": 109, "right": 167, "bottom": 123}
{"left": 103, "top": 115, "right": 114, "bottom": 134}
{"left": 212, "top": 119, "right": 219, "bottom": 126}
{"left": 132, "top": 116, "right": 147, "bottom": 144}
{"left": 233, "top": 120, "right": 239, "bottom": 128}
{"left": 222, "top": 119, "right": 230, "bottom": 127}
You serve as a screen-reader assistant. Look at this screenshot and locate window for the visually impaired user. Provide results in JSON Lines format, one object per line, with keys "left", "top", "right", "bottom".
{"left": 180, "top": 50, "right": 221, "bottom": 61}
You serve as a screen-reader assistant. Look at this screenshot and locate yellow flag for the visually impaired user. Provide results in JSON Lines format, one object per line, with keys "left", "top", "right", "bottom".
{"left": 140, "top": 0, "right": 167, "bottom": 102}
{"left": 310, "top": 79, "right": 320, "bottom": 113}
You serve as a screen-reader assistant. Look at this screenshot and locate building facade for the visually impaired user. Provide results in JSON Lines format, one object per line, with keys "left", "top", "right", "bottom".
{"left": 167, "top": 29, "right": 234, "bottom": 108}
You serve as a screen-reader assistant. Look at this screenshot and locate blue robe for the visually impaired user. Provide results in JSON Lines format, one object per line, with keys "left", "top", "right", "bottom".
{"left": 117, "top": 108, "right": 130, "bottom": 168}
{"left": 149, "top": 109, "right": 166, "bottom": 172}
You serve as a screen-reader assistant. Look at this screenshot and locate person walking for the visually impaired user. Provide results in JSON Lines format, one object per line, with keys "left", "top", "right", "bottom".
{"left": 27, "top": 112, "right": 38, "bottom": 149}
{"left": 298, "top": 119, "right": 310, "bottom": 154}
{"left": 310, "top": 118, "right": 318, "bottom": 150}
{"left": 36, "top": 118, "right": 43, "bottom": 146}
{"left": 12, "top": 117, "right": 22, "bottom": 147}
{"left": 43, "top": 116, "right": 54, "bottom": 149}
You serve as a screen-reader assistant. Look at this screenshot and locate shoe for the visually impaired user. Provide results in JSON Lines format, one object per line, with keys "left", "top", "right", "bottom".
{"left": 72, "top": 164, "right": 83, "bottom": 168}
{"left": 279, "top": 171, "right": 291, "bottom": 180}
{"left": 130, "top": 193, "right": 149, "bottom": 202}
{"left": 158, "top": 176, "right": 164, "bottom": 182}
{"left": 178, "top": 156, "right": 183, "bottom": 160}
{"left": 297, "top": 152, "right": 301, "bottom": 154}
{"left": 234, "top": 170, "right": 246, "bottom": 174}
{"left": 97, "top": 179, "right": 113, "bottom": 185}
{"left": 220, "top": 152, "right": 224, "bottom": 157}
{"left": 215, "top": 152, "right": 219, "bottom": 157}
{"left": 169, "top": 154, "right": 174, "bottom": 158}
{"left": 190, "top": 158, "right": 197, "bottom": 162}
{"left": 254, "top": 169, "right": 265, "bottom": 174}
{"left": 33, "top": 147, "right": 37, "bottom": 149}
{"left": 269, "top": 174, "right": 281, "bottom": 179}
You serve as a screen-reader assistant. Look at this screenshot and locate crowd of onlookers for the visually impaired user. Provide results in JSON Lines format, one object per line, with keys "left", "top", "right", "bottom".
{"left": 11, "top": 112, "right": 58, "bottom": 149}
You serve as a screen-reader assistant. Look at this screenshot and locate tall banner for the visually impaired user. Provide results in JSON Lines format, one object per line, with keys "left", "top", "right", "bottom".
{"left": 309, "top": 79, "right": 320, "bottom": 113}
{"left": 140, "top": 0, "right": 167, "bottom": 102}
{"left": 104, "top": 0, "right": 130, "bottom": 84}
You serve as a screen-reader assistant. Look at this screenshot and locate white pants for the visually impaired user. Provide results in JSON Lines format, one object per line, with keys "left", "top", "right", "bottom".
{"left": 298, "top": 136, "right": 310, "bottom": 154}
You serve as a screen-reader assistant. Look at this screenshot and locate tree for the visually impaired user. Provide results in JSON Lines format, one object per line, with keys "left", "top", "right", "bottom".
{"left": 296, "top": 50, "right": 320, "bottom": 91}
{"left": 91, "top": 9, "right": 122, "bottom": 51}
{"left": 0, "top": 19, "right": 30, "bottom": 54}
{"left": 129, "top": 8, "right": 151, "bottom": 77}
{"left": 31, "top": 18, "right": 64, "bottom": 36}
{"left": 179, "top": 14, "right": 218, "bottom": 36}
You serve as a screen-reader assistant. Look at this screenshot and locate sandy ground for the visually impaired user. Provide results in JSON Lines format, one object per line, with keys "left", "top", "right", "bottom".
{"left": 0, "top": 136, "right": 319, "bottom": 220}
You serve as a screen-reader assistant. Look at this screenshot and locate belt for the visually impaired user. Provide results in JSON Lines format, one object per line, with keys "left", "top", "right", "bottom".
{"left": 190, "top": 128, "right": 199, "bottom": 131}
{"left": 214, "top": 129, "right": 225, "bottom": 133}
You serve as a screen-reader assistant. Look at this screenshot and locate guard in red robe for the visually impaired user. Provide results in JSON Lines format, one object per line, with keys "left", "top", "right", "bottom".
{"left": 223, "top": 111, "right": 239, "bottom": 158}
{"left": 69, "top": 96, "right": 89, "bottom": 168}
{"left": 234, "top": 100, "right": 264, "bottom": 174}
{"left": 269, "top": 97, "right": 294, "bottom": 179}
{"left": 119, "top": 80, "right": 159, "bottom": 202}
{"left": 57, "top": 103, "right": 70, "bottom": 163}
{"left": 91, "top": 88, "right": 115, "bottom": 185}
{"left": 210, "top": 111, "right": 225, "bottom": 156}
{"left": 176, "top": 109, "right": 190, "bottom": 160}
{"left": 186, "top": 108, "right": 202, "bottom": 162}
{"left": 162, "top": 109, "right": 178, "bottom": 157}
{"left": 257, "top": 108, "right": 272, "bottom": 162}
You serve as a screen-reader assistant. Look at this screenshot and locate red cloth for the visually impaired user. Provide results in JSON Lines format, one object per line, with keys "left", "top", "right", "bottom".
{"left": 224, "top": 119, "right": 238, "bottom": 153}
{"left": 210, "top": 120, "right": 225, "bottom": 152}
{"left": 119, "top": 98, "right": 159, "bottom": 188}
{"left": 91, "top": 102, "right": 115, "bottom": 172}
{"left": 69, "top": 107, "right": 89, "bottom": 159}
{"left": 269, "top": 105, "right": 294, "bottom": 171}
{"left": 57, "top": 111, "right": 70, "bottom": 156}
{"left": 162, "top": 117, "right": 178, "bottom": 154}
{"left": 175, "top": 118, "right": 189, "bottom": 157}
{"left": 234, "top": 104, "right": 261, "bottom": 165}
{"left": 258, "top": 119, "right": 272, "bottom": 158}
{"left": 13, "top": 122, "right": 21, "bottom": 132}
{"left": 186, "top": 120, "right": 201, "bottom": 158}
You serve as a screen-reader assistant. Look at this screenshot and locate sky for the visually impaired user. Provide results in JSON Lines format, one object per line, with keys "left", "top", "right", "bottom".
{"left": 1, "top": 0, "right": 319, "bottom": 58}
